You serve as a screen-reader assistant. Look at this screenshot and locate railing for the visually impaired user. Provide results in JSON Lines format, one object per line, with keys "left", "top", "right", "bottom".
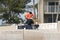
{"left": 44, "top": 6, "right": 60, "bottom": 13}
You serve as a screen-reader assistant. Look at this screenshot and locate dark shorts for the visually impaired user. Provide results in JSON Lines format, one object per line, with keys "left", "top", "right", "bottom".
{"left": 26, "top": 19, "right": 34, "bottom": 25}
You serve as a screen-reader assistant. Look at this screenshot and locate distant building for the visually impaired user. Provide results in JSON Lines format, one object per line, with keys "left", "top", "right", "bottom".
{"left": 38, "top": 0, "right": 60, "bottom": 23}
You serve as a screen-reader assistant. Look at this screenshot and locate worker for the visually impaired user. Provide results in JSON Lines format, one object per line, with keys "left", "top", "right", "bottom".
{"left": 25, "top": 11, "right": 34, "bottom": 29}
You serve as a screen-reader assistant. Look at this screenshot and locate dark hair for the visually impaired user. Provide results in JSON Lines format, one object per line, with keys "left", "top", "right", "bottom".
{"left": 29, "top": 12, "right": 32, "bottom": 14}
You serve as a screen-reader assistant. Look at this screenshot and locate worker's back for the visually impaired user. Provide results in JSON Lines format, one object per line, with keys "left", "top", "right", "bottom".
{"left": 25, "top": 12, "right": 34, "bottom": 19}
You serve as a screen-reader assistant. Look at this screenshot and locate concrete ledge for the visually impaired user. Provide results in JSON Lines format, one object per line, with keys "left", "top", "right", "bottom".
{"left": 0, "top": 24, "right": 17, "bottom": 30}
{"left": 24, "top": 30, "right": 45, "bottom": 40}
{"left": 38, "top": 23, "right": 57, "bottom": 29}
{"left": 24, "top": 30, "right": 60, "bottom": 40}
{"left": 0, "top": 29, "right": 60, "bottom": 40}
{"left": 58, "top": 21, "right": 60, "bottom": 31}
{"left": 0, "top": 30, "right": 23, "bottom": 40}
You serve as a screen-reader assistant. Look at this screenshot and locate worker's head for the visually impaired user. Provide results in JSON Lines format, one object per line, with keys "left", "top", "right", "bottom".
{"left": 29, "top": 12, "right": 32, "bottom": 14}
{"left": 26, "top": 11, "right": 32, "bottom": 14}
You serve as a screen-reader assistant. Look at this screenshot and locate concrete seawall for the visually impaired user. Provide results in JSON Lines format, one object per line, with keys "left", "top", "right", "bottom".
{"left": 0, "top": 29, "right": 60, "bottom": 40}
{"left": 0, "top": 30, "right": 23, "bottom": 40}
{"left": 0, "top": 22, "right": 60, "bottom": 40}
{"left": 24, "top": 29, "right": 59, "bottom": 40}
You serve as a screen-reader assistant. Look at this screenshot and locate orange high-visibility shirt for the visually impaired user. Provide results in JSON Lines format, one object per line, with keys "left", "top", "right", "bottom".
{"left": 25, "top": 13, "right": 34, "bottom": 19}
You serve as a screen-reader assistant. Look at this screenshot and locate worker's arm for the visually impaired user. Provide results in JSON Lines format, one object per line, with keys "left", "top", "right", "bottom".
{"left": 32, "top": 13, "right": 34, "bottom": 18}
